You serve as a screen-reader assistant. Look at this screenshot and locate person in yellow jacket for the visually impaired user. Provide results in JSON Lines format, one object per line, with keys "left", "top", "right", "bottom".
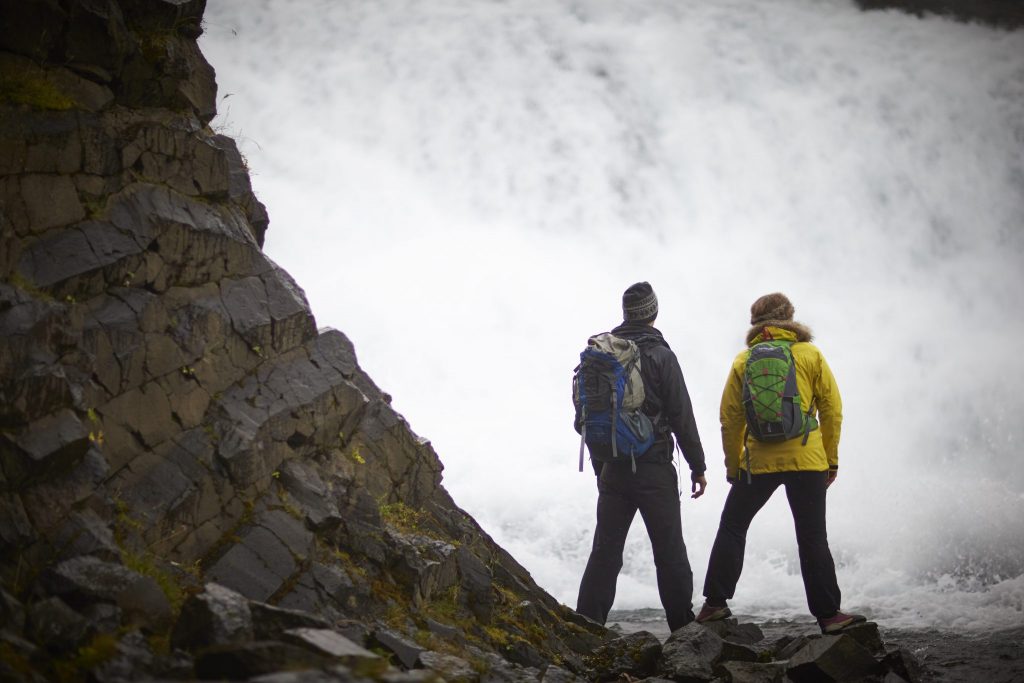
{"left": 696, "top": 293, "right": 866, "bottom": 634}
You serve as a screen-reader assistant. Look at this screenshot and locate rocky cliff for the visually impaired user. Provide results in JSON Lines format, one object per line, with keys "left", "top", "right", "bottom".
{"left": 856, "top": 0, "right": 1024, "bottom": 29}
{"left": 0, "top": 1, "right": 608, "bottom": 680}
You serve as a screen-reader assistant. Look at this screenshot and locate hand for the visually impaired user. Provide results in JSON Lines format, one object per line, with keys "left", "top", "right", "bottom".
{"left": 826, "top": 470, "right": 838, "bottom": 488}
{"left": 690, "top": 474, "right": 707, "bottom": 499}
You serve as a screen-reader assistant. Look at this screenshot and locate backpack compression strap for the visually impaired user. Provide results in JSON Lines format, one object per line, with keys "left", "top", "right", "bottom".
{"left": 578, "top": 406, "right": 587, "bottom": 473}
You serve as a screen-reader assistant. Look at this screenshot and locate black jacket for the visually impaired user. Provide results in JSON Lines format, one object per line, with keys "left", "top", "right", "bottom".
{"left": 611, "top": 322, "right": 706, "bottom": 475}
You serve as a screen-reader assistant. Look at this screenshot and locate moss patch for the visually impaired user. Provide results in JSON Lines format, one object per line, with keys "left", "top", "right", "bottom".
{"left": 0, "top": 63, "right": 75, "bottom": 110}
{"left": 52, "top": 633, "right": 120, "bottom": 683}
{"left": 379, "top": 501, "right": 425, "bottom": 533}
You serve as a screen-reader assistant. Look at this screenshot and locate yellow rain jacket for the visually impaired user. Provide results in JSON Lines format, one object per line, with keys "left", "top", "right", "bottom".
{"left": 720, "top": 324, "right": 842, "bottom": 480}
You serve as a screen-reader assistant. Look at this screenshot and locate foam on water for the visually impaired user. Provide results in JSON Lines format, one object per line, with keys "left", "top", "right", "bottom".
{"left": 199, "top": 0, "right": 1024, "bottom": 632}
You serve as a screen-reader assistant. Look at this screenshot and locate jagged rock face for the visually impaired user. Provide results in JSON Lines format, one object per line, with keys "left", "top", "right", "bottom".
{"left": 854, "top": 0, "right": 1024, "bottom": 28}
{"left": 0, "top": 1, "right": 607, "bottom": 680}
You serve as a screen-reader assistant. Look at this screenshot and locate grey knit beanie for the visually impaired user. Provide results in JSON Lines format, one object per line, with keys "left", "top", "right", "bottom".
{"left": 750, "top": 292, "right": 794, "bottom": 325}
{"left": 623, "top": 282, "right": 658, "bottom": 322}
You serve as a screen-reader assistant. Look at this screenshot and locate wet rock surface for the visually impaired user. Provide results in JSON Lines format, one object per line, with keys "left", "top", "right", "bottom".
{"left": 585, "top": 618, "right": 928, "bottom": 682}
{"left": 609, "top": 612, "right": 1024, "bottom": 683}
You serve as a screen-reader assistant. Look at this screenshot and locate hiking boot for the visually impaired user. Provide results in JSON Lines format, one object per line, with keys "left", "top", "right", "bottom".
{"left": 695, "top": 603, "right": 732, "bottom": 623}
{"left": 818, "top": 611, "right": 867, "bottom": 634}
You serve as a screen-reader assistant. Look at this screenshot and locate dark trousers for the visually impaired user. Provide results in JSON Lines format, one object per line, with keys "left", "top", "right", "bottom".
{"left": 577, "top": 461, "right": 695, "bottom": 631}
{"left": 703, "top": 470, "right": 841, "bottom": 618}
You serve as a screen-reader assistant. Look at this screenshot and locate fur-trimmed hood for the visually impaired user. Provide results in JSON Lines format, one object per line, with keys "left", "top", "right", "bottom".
{"left": 745, "top": 320, "right": 814, "bottom": 346}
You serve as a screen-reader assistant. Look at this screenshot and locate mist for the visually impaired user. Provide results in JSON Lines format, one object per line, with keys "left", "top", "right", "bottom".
{"left": 199, "top": 0, "right": 1024, "bottom": 631}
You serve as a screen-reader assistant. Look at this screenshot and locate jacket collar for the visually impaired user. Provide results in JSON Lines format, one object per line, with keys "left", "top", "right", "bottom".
{"left": 746, "top": 320, "right": 813, "bottom": 346}
{"left": 612, "top": 322, "right": 671, "bottom": 350}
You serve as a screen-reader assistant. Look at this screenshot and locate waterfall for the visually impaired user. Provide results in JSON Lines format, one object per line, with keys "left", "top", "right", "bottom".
{"left": 200, "top": 0, "right": 1024, "bottom": 630}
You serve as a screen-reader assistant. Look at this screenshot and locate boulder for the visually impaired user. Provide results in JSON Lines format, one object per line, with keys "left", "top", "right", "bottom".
{"left": 418, "top": 650, "right": 478, "bottom": 682}
{"left": 250, "top": 600, "right": 331, "bottom": 640}
{"left": 116, "top": 569, "right": 173, "bottom": 633}
{"left": 277, "top": 459, "right": 341, "bottom": 531}
{"left": 42, "top": 556, "right": 162, "bottom": 610}
{"left": 27, "top": 596, "right": 89, "bottom": 654}
{"left": 841, "top": 622, "right": 886, "bottom": 656}
{"left": 774, "top": 634, "right": 811, "bottom": 661}
{"left": 456, "top": 545, "right": 496, "bottom": 621}
{"left": 280, "top": 627, "right": 380, "bottom": 664}
{"left": 194, "top": 640, "right": 332, "bottom": 680}
{"left": 53, "top": 509, "right": 120, "bottom": 562}
{"left": 588, "top": 630, "right": 662, "bottom": 682}
{"left": 540, "top": 664, "right": 584, "bottom": 683}
{"left": 786, "top": 634, "right": 880, "bottom": 682}
{"left": 88, "top": 630, "right": 159, "bottom": 683}
{"left": 0, "top": 588, "right": 26, "bottom": 632}
{"left": 716, "top": 660, "right": 788, "bottom": 683}
{"left": 171, "top": 582, "right": 253, "bottom": 651}
{"left": 880, "top": 646, "right": 926, "bottom": 683}
{"left": 657, "top": 622, "right": 723, "bottom": 681}
{"left": 476, "top": 650, "right": 541, "bottom": 682}
{"left": 702, "top": 618, "right": 764, "bottom": 645}
{"left": 374, "top": 628, "right": 427, "bottom": 669}
{"left": 204, "top": 524, "right": 300, "bottom": 602}
{"left": 12, "top": 408, "right": 89, "bottom": 475}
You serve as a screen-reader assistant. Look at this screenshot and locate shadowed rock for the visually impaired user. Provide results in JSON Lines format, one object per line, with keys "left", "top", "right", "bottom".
{"left": 194, "top": 640, "right": 332, "bottom": 680}
{"left": 588, "top": 630, "right": 663, "bottom": 681}
{"left": 657, "top": 622, "right": 723, "bottom": 681}
{"left": 786, "top": 634, "right": 880, "bottom": 682}
{"left": 281, "top": 627, "right": 380, "bottom": 663}
{"left": 418, "top": 651, "right": 477, "bottom": 682}
{"left": 27, "top": 596, "right": 88, "bottom": 654}
{"left": 717, "top": 660, "right": 788, "bottom": 683}
{"left": 171, "top": 583, "right": 253, "bottom": 651}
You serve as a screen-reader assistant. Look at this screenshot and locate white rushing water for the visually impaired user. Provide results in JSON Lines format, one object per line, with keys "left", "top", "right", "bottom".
{"left": 199, "top": 0, "right": 1024, "bottom": 632}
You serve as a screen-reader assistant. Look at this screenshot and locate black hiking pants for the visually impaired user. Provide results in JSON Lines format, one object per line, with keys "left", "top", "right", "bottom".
{"left": 703, "top": 470, "right": 842, "bottom": 618}
{"left": 577, "top": 460, "right": 696, "bottom": 631}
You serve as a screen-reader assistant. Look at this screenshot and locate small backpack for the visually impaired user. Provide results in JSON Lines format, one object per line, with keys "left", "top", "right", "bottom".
{"left": 573, "top": 333, "right": 655, "bottom": 472}
{"left": 741, "top": 340, "right": 818, "bottom": 479}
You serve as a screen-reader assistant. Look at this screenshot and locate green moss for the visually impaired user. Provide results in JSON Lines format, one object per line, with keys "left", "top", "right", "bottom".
{"left": 121, "top": 549, "right": 186, "bottom": 613}
{"left": 379, "top": 500, "right": 425, "bottom": 533}
{"left": 267, "top": 563, "right": 309, "bottom": 606}
{"left": 111, "top": 498, "right": 190, "bottom": 614}
{"left": 421, "top": 585, "right": 466, "bottom": 625}
{"left": 481, "top": 625, "right": 510, "bottom": 646}
{"left": 52, "top": 633, "right": 120, "bottom": 683}
{"left": 198, "top": 498, "right": 255, "bottom": 569}
{"left": 6, "top": 271, "right": 53, "bottom": 301}
{"left": 350, "top": 656, "right": 392, "bottom": 679}
{"left": 273, "top": 486, "right": 303, "bottom": 520}
{"left": 325, "top": 546, "right": 367, "bottom": 579}
{"left": 0, "top": 67, "right": 74, "bottom": 110}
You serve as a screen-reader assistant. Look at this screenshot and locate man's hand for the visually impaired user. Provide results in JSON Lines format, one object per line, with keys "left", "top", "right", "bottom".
{"left": 826, "top": 470, "right": 838, "bottom": 488}
{"left": 690, "top": 474, "right": 707, "bottom": 499}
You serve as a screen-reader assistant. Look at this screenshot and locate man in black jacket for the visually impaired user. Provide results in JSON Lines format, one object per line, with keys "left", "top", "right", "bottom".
{"left": 576, "top": 282, "right": 708, "bottom": 631}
